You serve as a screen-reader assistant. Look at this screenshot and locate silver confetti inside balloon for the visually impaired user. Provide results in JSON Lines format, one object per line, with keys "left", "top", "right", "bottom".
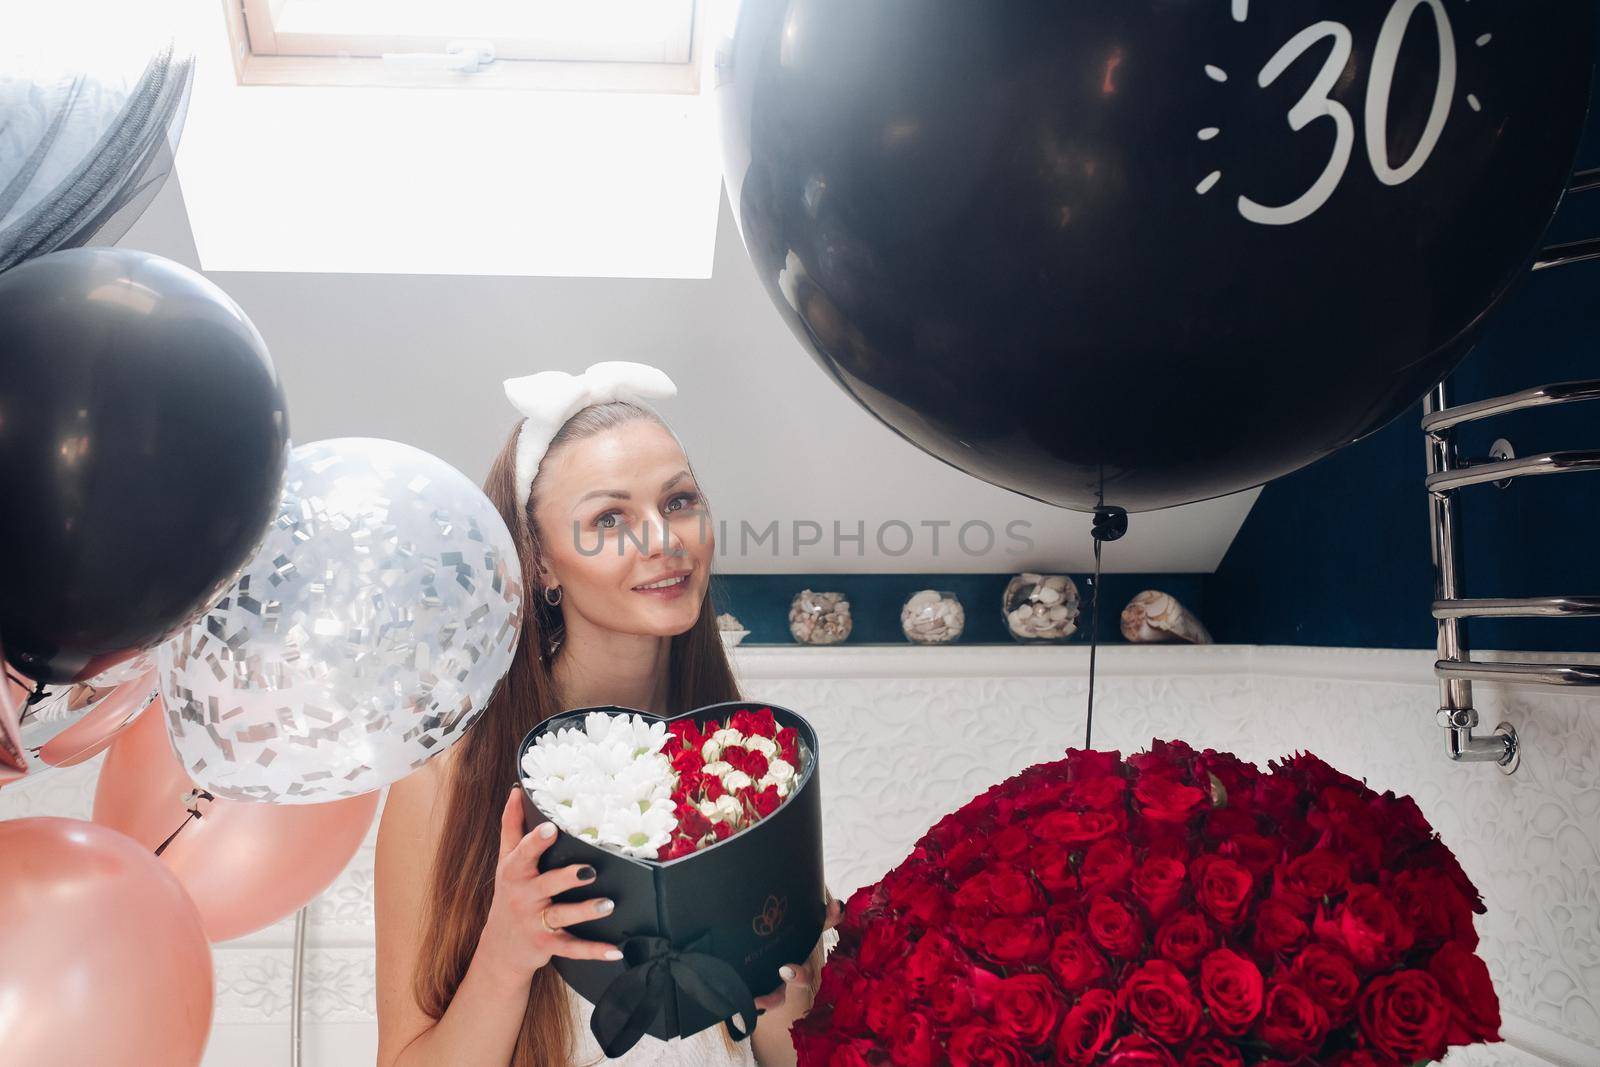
{"left": 158, "top": 438, "right": 523, "bottom": 803}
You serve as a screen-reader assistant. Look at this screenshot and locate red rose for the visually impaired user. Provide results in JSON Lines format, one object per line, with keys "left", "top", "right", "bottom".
{"left": 1288, "top": 944, "right": 1360, "bottom": 1025}
{"left": 1079, "top": 838, "right": 1136, "bottom": 893}
{"left": 946, "top": 1023, "right": 1027, "bottom": 1067}
{"left": 1065, "top": 776, "right": 1129, "bottom": 811}
{"left": 1132, "top": 857, "right": 1187, "bottom": 920}
{"left": 1314, "top": 885, "right": 1414, "bottom": 971}
{"left": 1251, "top": 897, "right": 1309, "bottom": 957}
{"left": 720, "top": 743, "right": 749, "bottom": 770}
{"left": 940, "top": 835, "right": 992, "bottom": 880}
{"left": 1135, "top": 774, "right": 1208, "bottom": 824}
{"left": 1103, "top": 1033, "right": 1180, "bottom": 1067}
{"left": 670, "top": 744, "right": 705, "bottom": 777}
{"left": 1358, "top": 969, "right": 1451, "bottom": 1064}
{"left": 978, "top": 916, "right": 1051, "bottom": 965}
{"left": 1035, "top": 808, "right": 1123, "bottom": 845}
{"left": 1053, "top": 988, "right": 1117, "bottom": 1066}
{"left": 1030, "top": 843, "right": 1080, "bottom": 894}
{"left": 709, "top": 821, "right": 732, "bottom": 840}
{"left": 1279, "top": 849, "right": 1350, "bottom": 900}
{"left": 1119, "top": 959, "right": 1203, "bottom": 1045}
{"left": 893, "top": 877, "right": 952, "bottom": 929}
{"left": 889, "top": 1012, "right": 942, "bottom": 1067}
{"left": 1429, "top": 941, "right": 1501, "bottom": 1044}
{"left": 927, "top": 980, "right": 976, "bottom": 1028}
{"left": 954, "top": 864, "right": 1046, "bottom": 916}
{"left": 744, "top": 750, "right": 770, "bottom": 781}
{"left": 1257, "top": 980, "right": 1330, "bottom": 1058}
{"left": 1191, "top": 855, "right": 1254, "bottom": 927}
{"left": 1065, "top": 747, "right": 1123, "bottom": 779}
{"left": 1199, "top": 948, "right": 1264, "bottom": 1036}
{"left": 775, "top": 725, "right": 800, "bottom": 763}
{"left": 826, "top": 1040, "right": 873, "bottom": 1067}
{"left": 858, "top": 916, "right": 912, "bottom": 971}
{"left": 1047, "top": 930, "right": 1109, "bottom": 991}
{"left": 1086, "top": 895, "right": 1145, "bottom": 957}
{"left": 991, "top": 825, "right": 1032, "bottom": 861}
{"left": 1392, "top": 868, "right": 1478, "bottom": 949}
{"left": 1154, "top": 910, "right": 1216, "bottom": 971}
{"left": 1181, "top": 1039, "right": 1244, "bottom": 1067}
{"left": 1219, "top": 833, "right": 1284, "bottom": 878}
{"left": 865, "top": 981, "right": 909, "bottom": 1038}
{"left": 703, "top": 775, "right": 726, "bottom": 802}
{"left": 992, "top": 973, "right": 1065, "bottom": 1048}
{"left": 676, "top": 803, "right": 714, "bottom": 840}
{"left": 751, "top": 784, "right": 781, "bottom": 817}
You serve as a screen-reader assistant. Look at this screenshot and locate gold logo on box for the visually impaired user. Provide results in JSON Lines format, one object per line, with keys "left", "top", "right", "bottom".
{"left": 752, "top": 894, "right": 787, "bottom": 937}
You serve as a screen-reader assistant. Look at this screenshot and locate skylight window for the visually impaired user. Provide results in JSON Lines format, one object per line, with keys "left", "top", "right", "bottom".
{"left": 230, "top": 0, "right": 701, "bottom": 91}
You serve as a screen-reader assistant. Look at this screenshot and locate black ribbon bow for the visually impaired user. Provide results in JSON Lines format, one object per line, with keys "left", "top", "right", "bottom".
{"left": 587, "top": 932, "right": 759, "bottom": 1058}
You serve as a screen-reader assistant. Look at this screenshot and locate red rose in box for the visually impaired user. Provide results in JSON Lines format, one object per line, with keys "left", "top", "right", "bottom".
{"left": 796, "top": 740, "right": 1499, "bottom": 1067}
{"left": 517, "top": 701, "right": 825, "bottom": 1057}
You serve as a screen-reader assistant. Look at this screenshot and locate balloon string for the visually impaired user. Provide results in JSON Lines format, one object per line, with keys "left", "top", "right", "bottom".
{"left": 153, "top": 789, "right": 214, "bottom": 857}
{"left": 1086, "top": 535, "right": 1103, "bottom": 750}
{"left": 1085, "top": 502, "right": 1129, "bottom": 752}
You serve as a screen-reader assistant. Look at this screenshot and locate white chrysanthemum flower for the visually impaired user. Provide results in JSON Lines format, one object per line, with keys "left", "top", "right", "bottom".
{"left": 723, "top": 770, "right": 753, "bottom": 792}
{"left": 598, "top": 803, "right": 677, "bottom": 858}
{"left": 745, "top": 735, "right": 778, "bottom": 758}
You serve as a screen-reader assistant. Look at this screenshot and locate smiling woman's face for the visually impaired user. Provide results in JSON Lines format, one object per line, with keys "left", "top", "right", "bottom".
{"left": 530, "top": 419, "right": 713, "bottom": 638}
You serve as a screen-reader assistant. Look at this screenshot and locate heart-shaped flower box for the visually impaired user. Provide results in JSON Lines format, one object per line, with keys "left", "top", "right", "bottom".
{"left": 517, "top": 700, "right": 825, "bottom": 1055}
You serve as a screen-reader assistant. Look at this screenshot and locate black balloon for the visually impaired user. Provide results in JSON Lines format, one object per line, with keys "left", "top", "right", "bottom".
{"left": 716, "top": 0, "right": 1594, "bottom": 512}
{"left": 0, "top": 248, "right": 289, "bottom": 684}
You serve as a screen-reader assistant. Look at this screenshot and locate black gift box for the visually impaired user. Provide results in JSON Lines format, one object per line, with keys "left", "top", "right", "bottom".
{"left": 516, "top": 700, "right": 825, "bottom": 1056}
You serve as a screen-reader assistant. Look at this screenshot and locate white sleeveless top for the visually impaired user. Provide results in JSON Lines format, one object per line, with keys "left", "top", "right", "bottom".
{"left": 561, "top": 979, "right": 757, "bottom": 1067}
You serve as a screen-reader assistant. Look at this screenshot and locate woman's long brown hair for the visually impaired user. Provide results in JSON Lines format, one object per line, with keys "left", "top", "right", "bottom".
{"left": 413, "top": 401, "right": 744, "bottom": 1066}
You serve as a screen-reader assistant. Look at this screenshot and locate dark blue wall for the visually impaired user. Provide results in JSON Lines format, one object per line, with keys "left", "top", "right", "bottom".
{"left": 1203, "top": 64, "right": 1600, "bottom": 652}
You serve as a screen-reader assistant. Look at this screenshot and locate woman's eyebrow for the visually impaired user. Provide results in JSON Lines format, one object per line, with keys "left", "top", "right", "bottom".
{"left": 571, "top": 470, "right": 692, "bottom": 510}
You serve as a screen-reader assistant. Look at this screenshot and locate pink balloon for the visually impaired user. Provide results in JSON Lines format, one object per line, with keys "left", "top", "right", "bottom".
{"left": 35, "top": 667, "right": 158, "bottom": 768}
{"left": 94, "top": 700, "right": 381, "bottom": 942}
{"left": 0, "top": 817, "right": 213, "bottom": 1065}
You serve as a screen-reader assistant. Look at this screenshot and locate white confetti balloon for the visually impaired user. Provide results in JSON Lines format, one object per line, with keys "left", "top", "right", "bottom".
{"left": 159, "top": 438, "right": 523, "bottom": 803}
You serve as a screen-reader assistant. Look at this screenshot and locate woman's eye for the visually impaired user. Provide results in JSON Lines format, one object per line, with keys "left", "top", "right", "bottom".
{"left": 593, "top": 492, "right": 698, "bottom": 529}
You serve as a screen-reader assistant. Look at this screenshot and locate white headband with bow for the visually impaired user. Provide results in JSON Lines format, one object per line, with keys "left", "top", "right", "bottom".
{"left": 503, "top": 360, "right": 678, "bottom": 510}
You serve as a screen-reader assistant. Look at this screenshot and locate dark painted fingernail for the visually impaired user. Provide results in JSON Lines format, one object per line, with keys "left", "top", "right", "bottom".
{"left": 577, "top": 865, "right": 596, "bottom": 882}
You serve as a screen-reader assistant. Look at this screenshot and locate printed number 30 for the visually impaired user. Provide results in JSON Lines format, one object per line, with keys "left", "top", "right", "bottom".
{"left": 1238, "top": 0, "right": 1457, "bottom": 226}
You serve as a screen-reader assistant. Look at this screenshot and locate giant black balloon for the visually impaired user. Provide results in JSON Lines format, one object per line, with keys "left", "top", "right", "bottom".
{"left": 0, "top": 248, "right": 289, "bottom": 684}
{"left": 716, "top": 0, "right": 1594, "bottom": 512}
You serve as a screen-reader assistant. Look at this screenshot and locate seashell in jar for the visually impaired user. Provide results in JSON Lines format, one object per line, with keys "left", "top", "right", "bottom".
{"left": 1002, "top": 574, "right": 1080, "bottom": 642}
{"left": 901, "top": 589, "right": 964, "bottom": 644}
{"left": 789, "top": 589, "right": 853, "bottom": 645}
{"left": 1120, "top": 590, "right": 1211, "bottom": 644}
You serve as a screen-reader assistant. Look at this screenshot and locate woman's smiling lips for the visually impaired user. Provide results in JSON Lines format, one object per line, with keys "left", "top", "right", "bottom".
{"left": 632, "top": 571, "right": 691, "bottom": 599}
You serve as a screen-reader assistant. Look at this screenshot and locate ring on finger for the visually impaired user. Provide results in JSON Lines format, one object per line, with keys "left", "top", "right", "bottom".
{"left": 539, "top": 907, "right": 558, "bottom": 934}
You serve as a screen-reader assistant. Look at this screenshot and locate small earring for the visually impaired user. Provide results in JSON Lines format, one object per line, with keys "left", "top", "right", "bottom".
{"left": 543, "top": 585, "right": 563, "bottom": 606}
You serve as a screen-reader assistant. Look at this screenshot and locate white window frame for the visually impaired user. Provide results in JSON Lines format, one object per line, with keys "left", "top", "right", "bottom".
{"left": 223, "top": 0, "right": 706, "bottom": 93}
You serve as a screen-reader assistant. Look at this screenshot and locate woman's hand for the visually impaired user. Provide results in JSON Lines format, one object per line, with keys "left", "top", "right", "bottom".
{"left": 476, "top": 787, "right": 625, "bottom": 981}
{"left": 754, "top": 887, "right": 843, "bottom": 1015}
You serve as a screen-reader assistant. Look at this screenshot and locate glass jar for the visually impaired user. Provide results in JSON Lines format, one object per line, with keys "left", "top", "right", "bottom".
{"left": 1003, "top": 573, "right": 1080, "bottom": 642}
{"left": 789, "top": 589, "right": 852, "bottom": 645}
{"left": 901, "top": 589, "right": 964, "bottom": 644}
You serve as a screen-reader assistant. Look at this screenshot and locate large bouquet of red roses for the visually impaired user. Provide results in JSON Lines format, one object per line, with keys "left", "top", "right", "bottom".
{"left": 794, "top": 740, "right": 1499, "bottom": 1067}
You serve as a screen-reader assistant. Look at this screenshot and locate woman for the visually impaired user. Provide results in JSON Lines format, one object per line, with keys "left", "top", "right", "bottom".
{"left": 375, "top": 362, "right": 840, "bottom": 1067}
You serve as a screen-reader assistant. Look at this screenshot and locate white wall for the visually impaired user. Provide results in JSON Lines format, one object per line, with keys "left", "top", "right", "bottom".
{"left": 115, "top": 175, "right": 1258, "bottom": 577}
